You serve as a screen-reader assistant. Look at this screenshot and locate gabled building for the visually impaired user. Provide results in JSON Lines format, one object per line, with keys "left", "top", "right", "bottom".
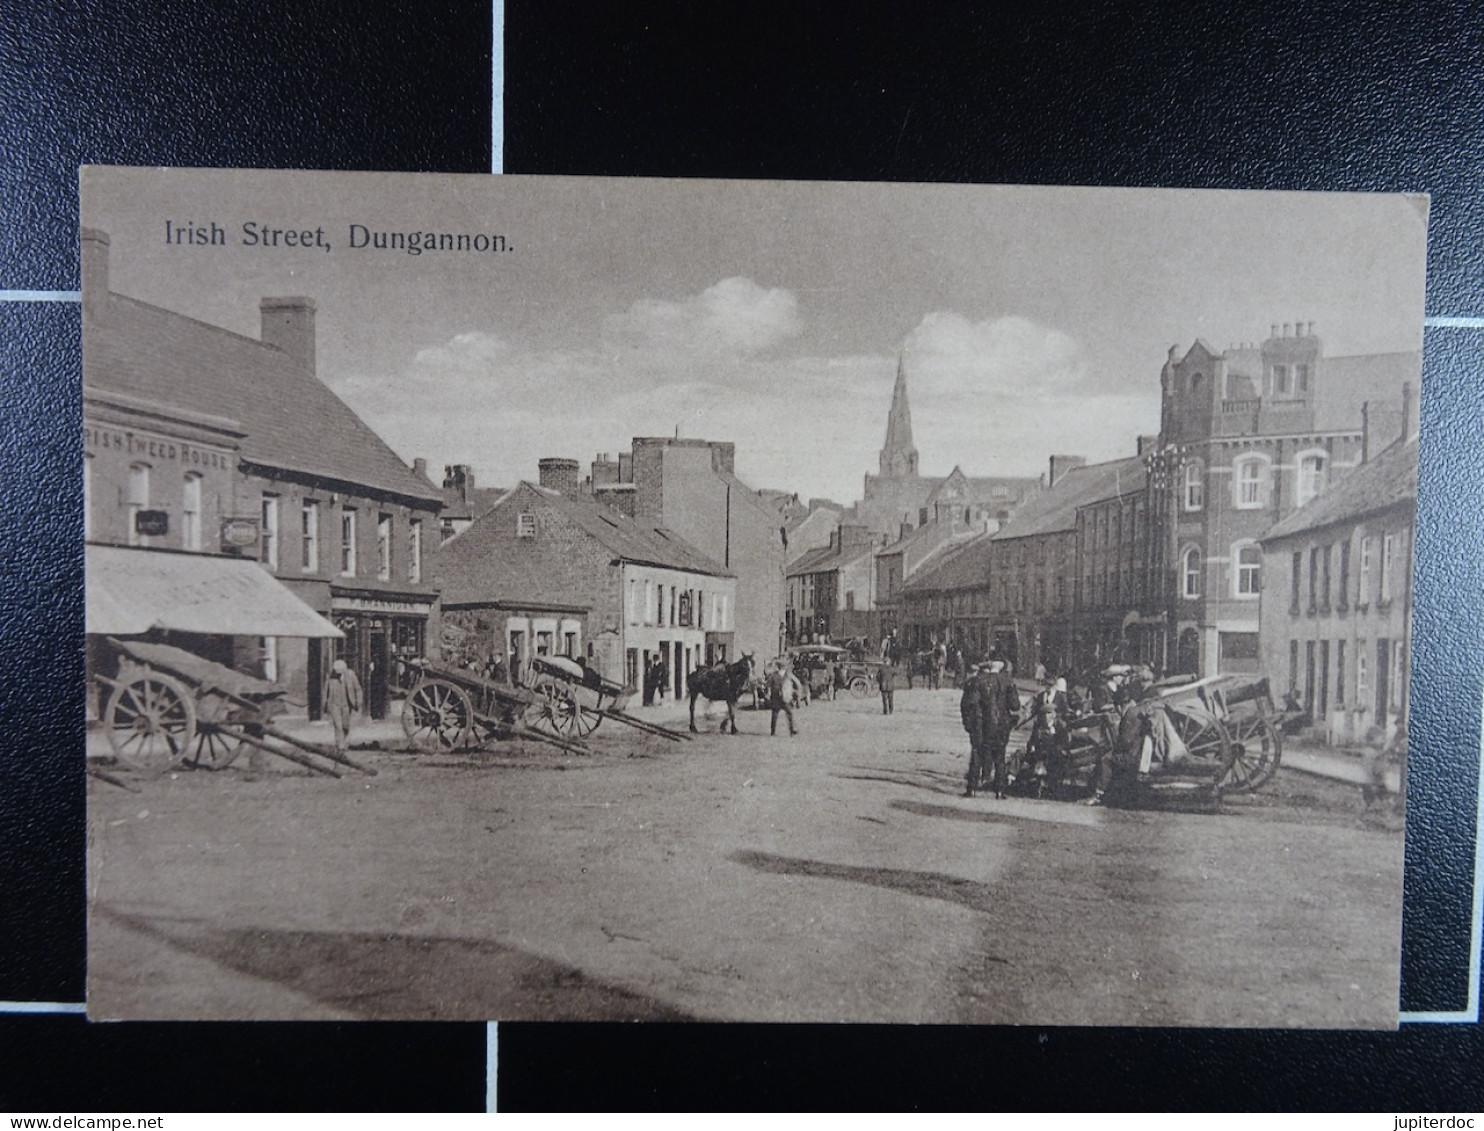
{"left": 82, "top": 228, "right": 441, "bottom": 719}
{"left": 432, "top": 471, "right": 736, "bottom": 698}
{"left": 1148, "top": 322, "right": 1418, "bottom": 677}
{"left": 785, "top": 523, "right": 879, "bottom": 644}
{"left": 1258, "top": 434, "right": 1416, "bottom": 746}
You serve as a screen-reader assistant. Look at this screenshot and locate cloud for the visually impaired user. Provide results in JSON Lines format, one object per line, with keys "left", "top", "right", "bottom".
{"left": 603, "top": 276, "right": 803, "bottom": 359}
{"left": 904, "top": 312, "right": 1086, "bottom": 400}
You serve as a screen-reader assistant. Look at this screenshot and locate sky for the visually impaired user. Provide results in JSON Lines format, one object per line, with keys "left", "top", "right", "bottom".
{"left": 81, "top": 169, "right": 1429, "bottom": 504}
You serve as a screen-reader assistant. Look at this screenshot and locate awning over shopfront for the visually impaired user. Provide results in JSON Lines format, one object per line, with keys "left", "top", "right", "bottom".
{"left": 86, "top": 544, "right": 341, "bottom": 638}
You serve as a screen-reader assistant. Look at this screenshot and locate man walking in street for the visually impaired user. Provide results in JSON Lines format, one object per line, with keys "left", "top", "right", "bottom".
{"left": 323, "top": 658, "right": 364, "bottom": 755}
{"left": 767, "top": 661, "right": 798, "bottom": 737}
{"left": 879, "top": 660, "right": 896, "bottom": 715}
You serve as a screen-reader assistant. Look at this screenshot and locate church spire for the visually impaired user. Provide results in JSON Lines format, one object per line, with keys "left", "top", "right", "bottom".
{"left": 878, "top": 353, "right": 919, "bottom": 478}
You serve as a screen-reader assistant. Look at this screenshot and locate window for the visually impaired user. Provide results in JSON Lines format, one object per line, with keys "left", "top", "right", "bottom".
{"left": 1295, "top": 363, "right": 1311, "bottom": 393}
{"left": 408, "top": 519, "right": 422, "bottom": 583}
{"left": 679, "top": 590, "right": 693, "bottom": 626}
{"left": 377, "top": 513, "right": 392, "bottom": 580}
{"left": 1390, "top": 640, "right": 1405, "bottom": 712}
{"left": 516, "top": 512, "right": 537, "bottom": 538}
{"left": 1288, "top": 639, "right": 1299, "bottom": 692}
{"left": 259, "top": 493, "right": 278, "bottom": 566}
{"left": 1184, "top": 462, "right": 1204, "bottom": 511}
{"left": 628, "top": 580, "right": 640, "bottom": 625}
{"left": 564, "top": 631, "right": 578, "bottom": 657}
{"left": 1235, "top": 543, "right": 1261, "bottom": 597}
{"left": 1358, "top": 536, "right": 1373, "bottom": 606}
{"left": 340, "top": 509, "right": 357, "bottom": 576}
{"left": 301, "top": 500, "right": 320, "bottom": 572}
{"left": 1273, "top": 364, "right": 1290, "bottom": 395}
{"left": 260, "top": 636, "right": 278, "bottom": 682}
{"left": 1335, "top": 640, "right": 1346, "bottom": 707}
{"left": 657, "top": 584, "right": 666, "bottom": 626}
{"left": 1296, "top": 452, "right": 1328, "bottom": 506}
{"left": 1337, "top": 540, "right": 1351, "bottom": 611}
{"left": 1234, "top": 456, "right": 1267, "bottom": 509}
{"left": 1290, "top": 552, "right": 1302, "bottom": 615}
{"left": 1308, "top": 546, "right": 1320, "bottom": 611}
{"left": 1380, "top": 533, "right": 1396, "bottom": 603}
{"left": 1356, "top": 644, "right": 1369, "bottom": 707}
{"left": 1182, "top": 547, "right": 1202, "bottom": 599}
{"left": 127, "top": 463, "right": 150, "bottom": 546}
{"left": 183, "top": 474, "right": 203, "bottom": 552}
{"left": 1320, "top": 543, "right": 1332, "bottom": 612}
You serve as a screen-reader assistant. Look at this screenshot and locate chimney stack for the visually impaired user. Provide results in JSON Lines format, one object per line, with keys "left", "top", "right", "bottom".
{"left": 443, "top": 464, "right": 474, "bottom": 501}
{"left": 80, "top": 228, "right": 110, "bottom": 313}
{"left": 260, "top": 297, "right": 318, "bottom": 375}
{"left": 412, "top": 457, "right": 430, "bottom": 483}
{"left": 538, "top": 457, "right": 580, "bottom": 495}
{"left": 1048, "top": 454, "right": 1087, "bottom": 488}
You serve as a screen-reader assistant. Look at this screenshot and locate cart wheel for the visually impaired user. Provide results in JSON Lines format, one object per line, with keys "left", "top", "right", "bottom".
{"left": 402, "top": 678, "right": 473, "bottom": 751}
{"left": 105, "top": 672, "right": 197, "bottom": 775}
{"left": 1167, "top": 706, "right": 1234, "bottom": 771}
{"left": 848, "top": 676, "right": 870, "bottom": 698}
{"left": 524, "top": 678, "right": 581, "bottom": 736}
{"left": 569, "top": 699, "right": 603, "bottom": 737}
{"left": 188, "top": 690, "right": 247, "bottom": 769}
{"left": 1219, "top": 711, "right": 1281, "bottom": 792}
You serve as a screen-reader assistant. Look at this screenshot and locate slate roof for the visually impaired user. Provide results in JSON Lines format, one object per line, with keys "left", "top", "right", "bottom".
{"left": 991, "top": 456, "right": 1145, "bottom": 541}
{"left": 86, "top": 290, "right": 442, "bottom": 506}
{"left": 901, "top": 533, "right": 995, "bottom": 593}
{"left": 785, "top": 539, "right": 874, "bottom": 578}
{"left": 1261, "top": 437, "right": 1418, "bottom": 543}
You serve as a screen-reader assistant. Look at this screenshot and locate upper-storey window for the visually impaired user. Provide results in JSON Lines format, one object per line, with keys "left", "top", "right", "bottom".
{"left": 1296, "top": 451, "right": 1328, "bottom": 507}
{"left": 301, "top": 500, "right": 319, "bottom": 572}
{"left": 1182, "top": 546, "right": 1202, "bottom": 599}
{"left": 1183, "top": 462, "right": 1204, "bottom": 512}
{"left": 1234, "top": 542, "right": 1262, "bottom": 598}
{"left": 127, "top": 463, "right": 150, "bottom": 546}
{"left": 408, "top": 519, "right": 423, "bottom": 583}
{"left": 1233, "top": 454, "right": 1269, "bottom": 510}
{"left": 183, "top": 474, "right": 204, "bottom": 552}
{"left": 377, "top": 513, "right": 393, "bottom": 580}
{"left": 1272, "top": 364, "right": 1290, "bottom": 395}
{"left": 259, "top": 493, "right": 278, "bottom": 567}
{"left": 340, "top": 509, "right": 357, "bottom": 576}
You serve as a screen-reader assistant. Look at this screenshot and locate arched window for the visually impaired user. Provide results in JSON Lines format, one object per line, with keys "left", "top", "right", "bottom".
{"left": 1182, "top": 546, "right": 1202, "bottom": 599}
{"left": 1234, "top": 541, "right": 1262, "bottom": 597}
{"left": 1183, "top": 461, "right": 1204, "bottom": 511}
{"left": 1232, "top": 454, "right": 1269, "bottom": 509}
{"left": 1295, "top": 450, "right": 1328, "bottom": 506}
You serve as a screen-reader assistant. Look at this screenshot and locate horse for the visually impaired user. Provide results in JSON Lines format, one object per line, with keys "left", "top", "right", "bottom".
{"left": 688, "top": 653, "right": 755, "bottom": 734}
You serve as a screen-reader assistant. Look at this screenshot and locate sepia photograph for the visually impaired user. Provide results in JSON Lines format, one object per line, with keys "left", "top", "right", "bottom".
{"left": 81, "top": 167, "right": 1425, "bottom": 1026}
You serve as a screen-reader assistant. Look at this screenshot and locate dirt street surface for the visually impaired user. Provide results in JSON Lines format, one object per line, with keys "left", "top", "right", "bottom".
{"left": 88, "top": 688, "right": 1403, "bottom": 1026}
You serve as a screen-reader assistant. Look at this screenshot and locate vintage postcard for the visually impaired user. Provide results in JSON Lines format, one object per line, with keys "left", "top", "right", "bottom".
{"left": 81, "top": 168, "right": 1424, "bottom": 1025}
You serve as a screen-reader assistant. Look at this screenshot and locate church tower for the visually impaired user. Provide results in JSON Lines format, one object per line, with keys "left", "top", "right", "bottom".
{"left": 878, "top": 354, "right": 919, "bottom": 478}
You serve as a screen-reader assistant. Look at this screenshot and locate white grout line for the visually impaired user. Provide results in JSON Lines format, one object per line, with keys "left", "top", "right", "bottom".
{"left": 491, "top": 0, "right": 504, "bottom": 174}
{"left": 0, "top": 1000, "right": 85, "bottom": 1014}
{"left": 486, "top": 1021, "right": 499, "bottom": 1111}
{"left": 0, "top": 290, "right": 80, "bottom": 302}
{"left": 1424, "top": 316, "right": 1484, "bottom": 328}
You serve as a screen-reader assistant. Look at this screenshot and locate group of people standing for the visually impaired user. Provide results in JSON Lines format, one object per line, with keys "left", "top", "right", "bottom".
{"left": 958, "top": 658, "right": 1022, "bottom": 798}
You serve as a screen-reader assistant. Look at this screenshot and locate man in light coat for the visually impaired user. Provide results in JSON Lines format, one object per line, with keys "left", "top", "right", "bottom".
{"left": 323, "top": 658, "right": 364, "bottom": 754}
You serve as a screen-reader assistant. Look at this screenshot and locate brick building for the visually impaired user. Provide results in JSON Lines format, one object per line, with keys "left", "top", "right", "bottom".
{"left": 1258, "top": 434, "right": 1416, "bottom": 746}
{"left": 83, "top": 228, "right": 443, "bottom": 720}
{"left": 432, "top": 473, "right": 736, "bottom": 697}
{"left": 785, "top": 523, "right": 879, "bottom": 644}
{"left": 1149, "top": 322, "right": 1418, "bottom": 677}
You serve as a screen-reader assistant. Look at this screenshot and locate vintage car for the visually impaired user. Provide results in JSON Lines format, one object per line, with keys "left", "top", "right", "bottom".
{"left": 785, "top": 645, "right": 879, "bottom": 700}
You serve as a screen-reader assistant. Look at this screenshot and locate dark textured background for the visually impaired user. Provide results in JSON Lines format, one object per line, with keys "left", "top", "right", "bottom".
{"left": 2, "top": 0, "right": 1480, "bottom": 1111}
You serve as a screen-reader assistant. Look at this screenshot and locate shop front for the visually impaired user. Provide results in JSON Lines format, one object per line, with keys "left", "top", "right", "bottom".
{"left": 330, "top": 590, "right": 434, "bottom": 719}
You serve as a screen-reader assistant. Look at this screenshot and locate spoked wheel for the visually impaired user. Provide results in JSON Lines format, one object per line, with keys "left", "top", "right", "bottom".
{"left": 568, "top": 697, "right": 603, "bottom": 737}
{"left": 402, "top": 678, "right": 474, "bottom": 751}
{"left": 105, "top": 672, "right": 197, "bottom": 775}
{"left": 1165, "top": 706, "right": 1235, "bottom": 781}
{"left": 525, "top": 678, "right": 582, "bottom": 736}
{"left": 849, "top": 676, "right": 870, "bottom": 698}
{"left": 1219, "top": 710, "right": 1281, "bottom": 792}
{"left": 188, "top": 689, "right": 247, "bottom": 769}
